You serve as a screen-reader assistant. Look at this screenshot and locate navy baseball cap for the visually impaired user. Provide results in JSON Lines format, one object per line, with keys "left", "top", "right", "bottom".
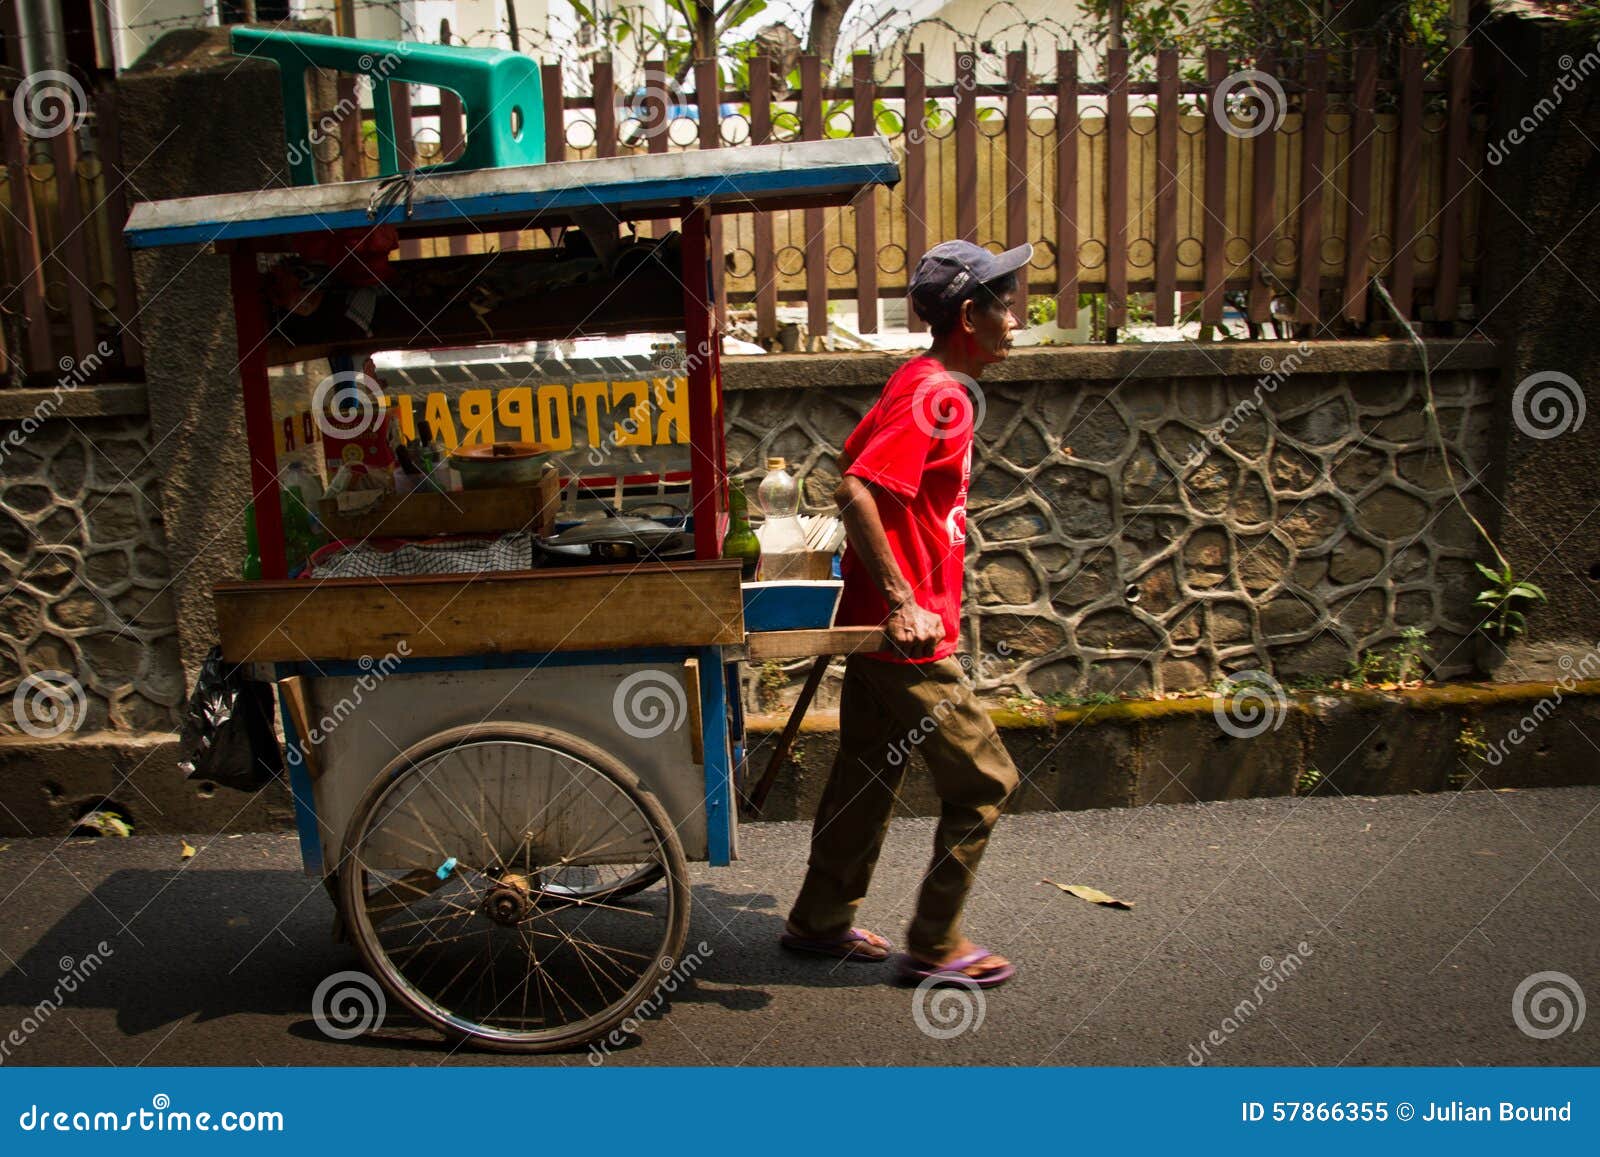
{"left": 908, "top": 240, "right": 1033, "bottom": 315}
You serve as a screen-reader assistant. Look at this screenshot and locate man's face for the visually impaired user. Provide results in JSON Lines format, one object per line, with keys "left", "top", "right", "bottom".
{"left": 960, "top": 282, "right": 1022, "bottom": 366}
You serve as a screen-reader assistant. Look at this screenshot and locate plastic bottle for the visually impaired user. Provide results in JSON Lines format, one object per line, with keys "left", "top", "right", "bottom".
{"left": 756, "top": 457, "right": 809, "bottom": 579}
{"left": 721, "top": 483, "right": 761, "bottom": 580}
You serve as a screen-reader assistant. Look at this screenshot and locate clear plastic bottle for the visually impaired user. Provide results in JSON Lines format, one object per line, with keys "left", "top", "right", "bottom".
{"left": 756, "top": 457, "right": 808, "bottom": 579}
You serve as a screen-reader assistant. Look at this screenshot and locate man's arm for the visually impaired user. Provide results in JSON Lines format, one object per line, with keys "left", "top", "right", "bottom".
{"left": 835, "top": 473, "right": 945, "bottom": 659}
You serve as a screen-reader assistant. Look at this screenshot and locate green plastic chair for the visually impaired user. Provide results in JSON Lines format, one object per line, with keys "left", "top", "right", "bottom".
{"left": 232, "top": 27, "right": 545, "bottom": 186}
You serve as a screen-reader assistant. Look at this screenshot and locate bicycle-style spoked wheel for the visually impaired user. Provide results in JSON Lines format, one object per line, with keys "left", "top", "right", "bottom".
{"left": 339, "top": 723, "right": 689, "bottom": 1053}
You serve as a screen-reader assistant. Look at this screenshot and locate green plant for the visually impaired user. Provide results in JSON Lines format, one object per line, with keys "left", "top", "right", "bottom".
{"left": 1027, "top": 294, "right": 1058, "bottom": 328}
{"left": 1474, "top": 561, "right": 1547, "bottom": 641}
{"left": 1295, "top": 766, "right": 1324, "bottom": 795}
{"left": 757, "top": 659, "right": 788, "bottom": 712}
{"left": 1391, "top": 626, "right": 1432, "bottom": 683}
{"left": 1456, "top": 719, "right": 1488, "bottom": 764}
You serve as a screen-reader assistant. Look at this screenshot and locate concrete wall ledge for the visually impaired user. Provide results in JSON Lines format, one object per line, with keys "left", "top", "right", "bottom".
{"left": 720, "top": 337, "right": 1501, "bottom": 391}
{"left": 743, "top": 676, "right": 1599, "bottom": 820}
{"left": 0, "top": 382, "right": 149, "bottom": 420}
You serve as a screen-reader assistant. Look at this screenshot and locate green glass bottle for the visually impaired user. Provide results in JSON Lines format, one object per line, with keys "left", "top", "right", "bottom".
{"left": 241, "top": 502, "right": 262, "bottom": 581}
{"left": 721, "top": 482, "right": 761, "bottom": 580}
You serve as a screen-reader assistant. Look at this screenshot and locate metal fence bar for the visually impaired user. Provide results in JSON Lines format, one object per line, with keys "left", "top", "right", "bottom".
{"left": 955, "top": 49, "right": 978, "bottom": 243}
{"left": 1106, "top": 47, "right": 1129, "bottom": 332}
{"left": 1056, "top": 49, "right": 1079, "bottom": 325}
{"left": 1390, "top": 45, "right": 1424, "bottom": 318}
{"left": 695, "top": 57, "right": 727, "bottom": 328}
{"left": 1155, "top": 48, "right": 1178, "bottom": 326}
{"left": 1435, "top": 46, "right": 1473, "bottom": 323}
{"left": 1202, "top": 50, "right": 1228, "bottom": 326}
{"left": 801, "top": 54, "right": 827, "bottom": 346}
{"left": 750, "top": 54, "right": 777, "bottom": 344}
{"left": 1342, "top": 47, "right": 1378, "bottom": 322}
{"left": 1248, "top": 50, "right": 1278, "bottom": 324}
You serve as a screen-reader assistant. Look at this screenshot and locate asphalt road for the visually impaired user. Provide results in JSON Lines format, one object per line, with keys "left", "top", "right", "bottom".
{"left": 0, "top": 786, "right": 1596, "bottom": 1067}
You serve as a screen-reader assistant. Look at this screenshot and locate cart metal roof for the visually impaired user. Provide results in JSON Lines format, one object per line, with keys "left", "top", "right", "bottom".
{"left": 124, "top": 136, "right": 900, "bottom": 250}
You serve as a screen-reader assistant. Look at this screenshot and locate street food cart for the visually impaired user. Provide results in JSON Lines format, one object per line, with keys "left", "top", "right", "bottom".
{"left": 124, "top": 49, "right": 898, "bottom": 1052}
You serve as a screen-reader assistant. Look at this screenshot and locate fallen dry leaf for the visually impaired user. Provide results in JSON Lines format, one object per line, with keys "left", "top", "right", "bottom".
{"left": 1041, "top": 879, "right": 1134, "bottom": 909}
{"left": 180, "top": 841, "right": 196, "bottom": 860}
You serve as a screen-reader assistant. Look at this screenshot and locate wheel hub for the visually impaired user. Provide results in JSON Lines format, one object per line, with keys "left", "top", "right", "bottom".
{"left": 483, "top": 872, "right": 534, "bottom": 925}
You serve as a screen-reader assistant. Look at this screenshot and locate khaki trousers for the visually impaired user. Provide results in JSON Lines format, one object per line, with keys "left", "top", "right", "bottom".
{"left": 786, "top": 654, "right": 1020, "bottom": 958}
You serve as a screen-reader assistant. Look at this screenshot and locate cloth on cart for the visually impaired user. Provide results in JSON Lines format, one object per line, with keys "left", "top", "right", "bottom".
{"left": 310, "top": 532, "right": 535, "bottom": 579}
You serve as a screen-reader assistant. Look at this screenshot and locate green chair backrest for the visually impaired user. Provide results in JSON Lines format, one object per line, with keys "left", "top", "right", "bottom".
{"left": 232, "top": 27, "right": 545, "bottom": 185}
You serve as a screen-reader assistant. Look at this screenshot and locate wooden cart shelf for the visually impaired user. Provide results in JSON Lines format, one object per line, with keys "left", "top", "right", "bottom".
{"left": 214, "top": 559, "right": 745, "bottom": 663}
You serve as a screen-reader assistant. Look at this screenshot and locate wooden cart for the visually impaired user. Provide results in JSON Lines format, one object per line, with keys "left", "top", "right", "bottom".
{"left": 125, "top": 133, "right": 897, "bottom": 1052}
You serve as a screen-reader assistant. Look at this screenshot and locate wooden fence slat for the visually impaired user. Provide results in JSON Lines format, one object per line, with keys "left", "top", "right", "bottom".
{"left": 336, "top": 75, "right": 362, "bottom": 180}
{"left": 390, "top": 82, "right": 422, "bottom": 260}
{"left": 1155, "top": 48, "right": 1178, "bottom": 326}
{"left": 1296, "top": 51, "right": 1327, "bottom": 327}
{"left": 439, "top": 88, "right": 467, "bottom": 256}
{"left": 1106, "top": 47, "right": 1129, "bottom": 332}
{"left": 1342, "top": 47, "right": 1377, "bottom": 322}
{"left": 1390, "top": 45, "right": 1424, "bottom": 317}
{"left": 1202, "top": 50, "right": 1228, "bottom": 326}
{"left": 750, "top": 54, "right": 777, "bottom": 344}
{"left": 695, "top": 58, "right": 726, "bottom": 329}
{"left": 853, "top": 54, "right": 879, "bottom": 332}
{"left": 801, "top": 54, "right": 827, "bottom": 345}
{"left": 594, "top": 59, "right": 616, "bottom": 159}
{"left": 92, "top": 82, "right": 143, "bottom": 368}
{"left": 1055, "top": 50, "right": 1078, "bottom": 325}
{"left": 542, "top": 62, "right": 566, "bottom": 169}
{"left": 1005, "top": 49, "right": 1030, "bottom": 267}
{"left": 906, "top": 51, "right": 929, "bottom": 332}
{"left": 48, "top": 127, "right": 96, "bottom": 357}
{"left": 1247, "top": 51, "right": 1278, "bottom": 324}
{"left": 2, "top": 119, "right": 52, "bottom": 373}
{"left": 645, "top": 59, "right": 670, "bottom": 240}
{"left": 955, "top": 49, "right": 977, "bottom": 243}
{"left": 1435, "top": 46, "right": 1473, "bottom": 323}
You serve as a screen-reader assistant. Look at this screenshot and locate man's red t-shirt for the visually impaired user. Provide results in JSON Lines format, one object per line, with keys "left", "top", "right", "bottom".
{"left": 835, "top": 355, "right": 975, "bottom": 664}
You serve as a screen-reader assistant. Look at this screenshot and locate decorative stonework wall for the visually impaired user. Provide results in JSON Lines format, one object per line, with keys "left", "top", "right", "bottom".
{"left": 723, "top": 363, "right": 1497, "bottom": 700}
{"left": 0, "top": 413, "right": 186, "bottom": 734}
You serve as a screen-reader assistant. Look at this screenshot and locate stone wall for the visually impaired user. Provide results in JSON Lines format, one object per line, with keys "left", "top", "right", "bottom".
{"left": 721, "top": 341, "right": 1502, "bottom": 703}
{"left": 0, "top": 393, "right": 185, "bottom": 735}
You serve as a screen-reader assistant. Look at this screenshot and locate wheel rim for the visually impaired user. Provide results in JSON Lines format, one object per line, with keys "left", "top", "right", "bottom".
{"left": 344, "top": 736, "right": 683, "bottom": 1048}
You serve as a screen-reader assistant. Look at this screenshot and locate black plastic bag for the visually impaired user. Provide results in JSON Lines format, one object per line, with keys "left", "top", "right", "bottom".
{"left": 177, "top": 646, "right": 283, "bottom": 792}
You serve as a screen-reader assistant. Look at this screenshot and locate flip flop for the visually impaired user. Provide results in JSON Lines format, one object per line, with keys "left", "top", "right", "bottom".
{"left": 895, "top": 946, "right": 1015, "bottom": 988}
{"left": 779, "top": 927, "right": 892, "bottom": 962}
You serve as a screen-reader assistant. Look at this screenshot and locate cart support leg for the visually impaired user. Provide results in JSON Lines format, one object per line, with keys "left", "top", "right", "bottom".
{"left": 697, "top": 645, "right": 733, "bottom": 865}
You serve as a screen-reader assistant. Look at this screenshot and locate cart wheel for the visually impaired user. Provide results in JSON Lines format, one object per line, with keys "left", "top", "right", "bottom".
{"left": 339, "top": 722, "right": 689, "bottom": 1053}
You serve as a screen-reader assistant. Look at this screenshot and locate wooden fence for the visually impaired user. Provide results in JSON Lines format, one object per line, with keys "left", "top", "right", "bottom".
{"left": 338, "top": 45, "right": 1483, "bottom": 343}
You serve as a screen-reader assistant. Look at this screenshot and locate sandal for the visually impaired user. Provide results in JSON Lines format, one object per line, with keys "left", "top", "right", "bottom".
{"left": 895, "top": 946, "right": 1015, "bottom": 988}
{"left": 779, "top": 926, "right": 892, "bottom": 962}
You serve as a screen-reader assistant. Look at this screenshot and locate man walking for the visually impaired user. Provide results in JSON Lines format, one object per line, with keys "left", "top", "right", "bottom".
{"left": 779, "top": 240, "right": 1029, "bottom": 987}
